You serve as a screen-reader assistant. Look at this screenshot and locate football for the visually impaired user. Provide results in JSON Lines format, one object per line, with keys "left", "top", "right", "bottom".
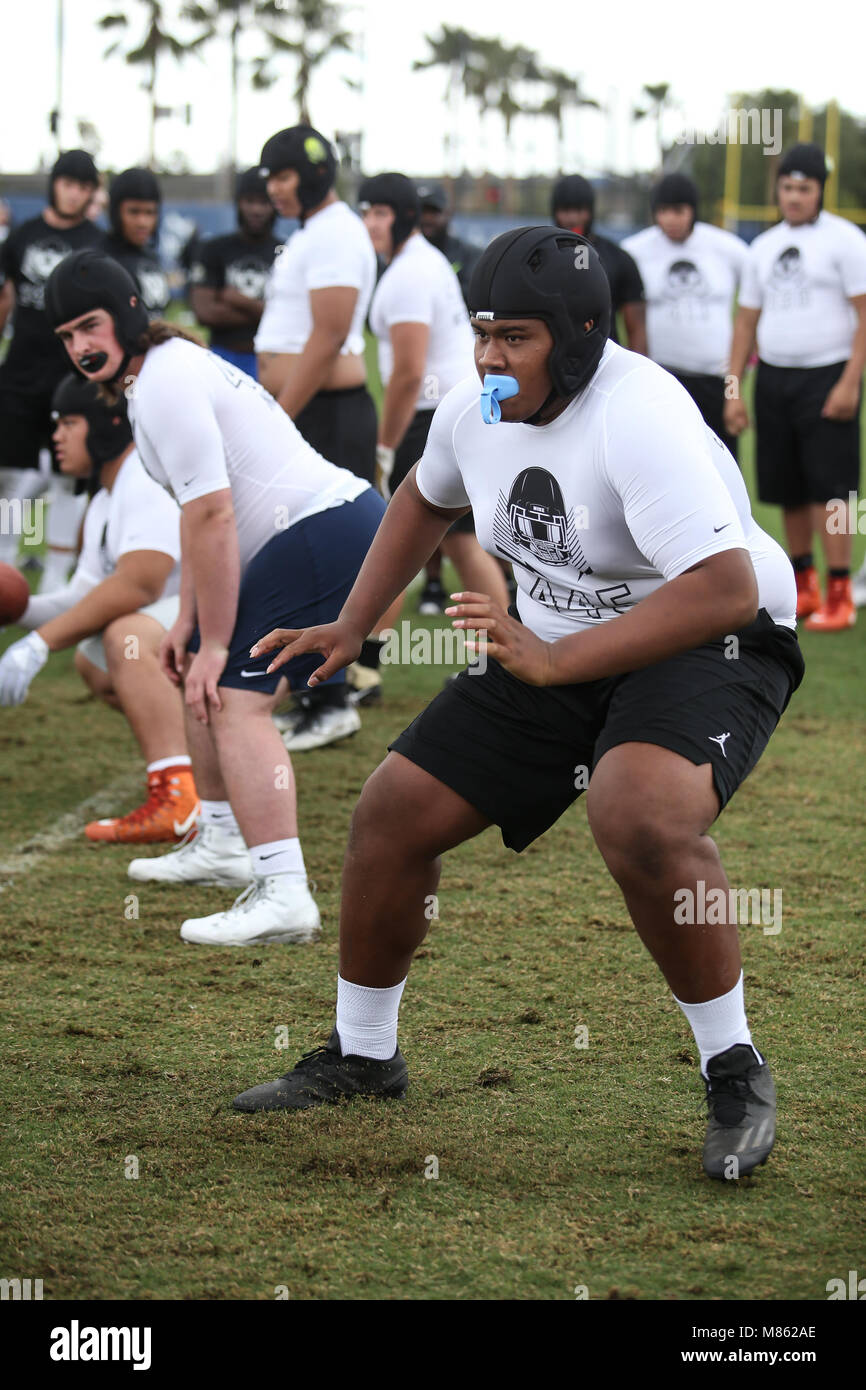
{"left": 0, "top": 562, "right": 30, "bottom": 625}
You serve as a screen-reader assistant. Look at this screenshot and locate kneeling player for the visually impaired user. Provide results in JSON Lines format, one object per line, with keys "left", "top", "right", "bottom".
{"left": 234, "top": 228, "right": 805, "bottom": 1182}
{"left": 46, "top": 251, "right": 386, "bottom": 948}
{"left": 0, "top": 374, "right": 197, "bottom": 842}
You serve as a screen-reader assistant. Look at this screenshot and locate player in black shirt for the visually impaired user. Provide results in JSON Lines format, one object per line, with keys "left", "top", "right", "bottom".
{"left": 416, "top": 180, "right": 482, "bottom": 310}
{"left": 102, "top": 168, "right": 170, "bottom": 319}
{"left": 552, "top": 174, "right": 647, "bottom": 353}
{"left": 189, "top": 168, "right": 280, "bottom": 379}
{"left": 0, "top": 150, "right": 102, "bottom": 576}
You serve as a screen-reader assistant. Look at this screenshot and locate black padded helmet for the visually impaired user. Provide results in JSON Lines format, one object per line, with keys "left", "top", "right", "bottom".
{"left": 651, "top": 172, "right": 698, "bottom": 214}
{"left": 551, "top": 174, "right": 595, "bottom": 227}
{"left": 51, "top": 373, "right": 133, "bottom": 492}
{"left": 258, "top": 125, "right": 337, "bottom": 220}
{"left": 778, "top": 142, "right": 828, "bottom": 185}
{"left": 109, "top": 167, "right": 161, "bottom": 236}
{"left": 44, "top": 249, "right": 148, "bottom": 381}
{"left": 357, "top": 172, "right": 420, "bottom": 253}
{"left": 49, "top": 149, "right": 99, "bottom": 208}
{"left": 468, "top": 226, "right": 611, "bottom": 400}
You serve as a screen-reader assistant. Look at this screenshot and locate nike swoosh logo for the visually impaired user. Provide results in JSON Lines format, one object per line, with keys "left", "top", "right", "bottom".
{"left": 239, "top": 669, "right": 268, "bottom": 678}
{"left": 713, "top": 524, "right": 731, "bottom": 533}
{"left": 258, "top": 851, "right": 282, "bottom": 860}
{"left": 173, "top": 806, "right": 200, "bottom": 836}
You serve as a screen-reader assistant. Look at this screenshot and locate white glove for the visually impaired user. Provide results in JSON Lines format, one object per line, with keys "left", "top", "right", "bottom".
{"left": 0, "top": 631, "right": 50, "bottom": 706}
{"left": 376, "top": 444, "right": 396, "bottom": 500}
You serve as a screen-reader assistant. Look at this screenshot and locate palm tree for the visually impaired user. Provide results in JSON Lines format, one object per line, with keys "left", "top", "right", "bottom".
{"left": 98, "top": 1, "right": 209, "bottom": 164}
{"left": 633, "top": 81, "right": 674, "bottom": 170}
{"left": 536, "top": 68, "right": 600, "bottom": 171}
{"left": 252, "top": 0, "right": 354, "bottom": 126}
{"left": 413, "top": 26, "right": 478, "bottom": 174}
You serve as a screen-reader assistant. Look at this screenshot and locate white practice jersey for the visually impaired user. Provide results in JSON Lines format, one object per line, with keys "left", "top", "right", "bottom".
{"left": 21, "top": 449, "right": 181, "bottom": 628}
{"left": 369, "top": 232, "right": 474, "bottom": 409}
{"left": 621, "top": 222, "right": 747, "bottom": 376}
{"left": 415, "top": 343, "right": 796, "bottom": 642}
{"left": 128, "top": 339, "right": 368, "bottom": 571}
{"left": 254, "top": 200, "right": 377, "bottom": 357}
{"left": 738, "top": 211, "right": 866, "bottom": 368}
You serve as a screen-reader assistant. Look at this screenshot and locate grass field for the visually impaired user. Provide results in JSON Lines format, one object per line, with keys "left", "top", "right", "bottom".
{"left": 1, "top": 394, "right": 865, "bottom": 1302}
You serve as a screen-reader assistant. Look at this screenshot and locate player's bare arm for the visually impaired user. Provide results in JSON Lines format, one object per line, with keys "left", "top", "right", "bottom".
{"left": 821, "top": 293, "right": 866, "bottom": 420}
{"left": 724, "top": 305, "right": 761, "bottom": 435}
{"left": 276, "top": 285, "right": 359, "bottom": 418}
{"left": 36, "top": 550, "right": 174, "bottom": 652}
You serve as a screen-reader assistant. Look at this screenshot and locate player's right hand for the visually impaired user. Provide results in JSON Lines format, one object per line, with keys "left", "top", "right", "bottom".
{"left": 250, "top": 620, "right": 364, "bottom": 687}
{"left": 723, "top": 397, "right": 749, "bottom": 437}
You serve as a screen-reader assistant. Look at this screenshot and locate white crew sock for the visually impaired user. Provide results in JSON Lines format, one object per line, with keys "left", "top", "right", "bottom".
{"left": 250, "top": 838, "right": 306, "bottom": 880}
{"left": 336, "top": 974, "right": 406, "bottom": 1060}
{"left": 199, "top": 799, "right": 240, "bottom": 835}
{"left": 673, "top": 971, "right": 763, "bottom": 1078}
{"left": 147, "top": 755, "right": 191, "bottom": 774}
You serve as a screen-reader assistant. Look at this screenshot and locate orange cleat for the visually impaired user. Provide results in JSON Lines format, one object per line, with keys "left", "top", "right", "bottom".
{"left": 85, "top": 766, "right": 200, "bottom": 843}
{"left": 804, "top": 576, "right": 857, "bottom": 633}
{"left": 794, "top": 565, "right": 821, "bottom": 620}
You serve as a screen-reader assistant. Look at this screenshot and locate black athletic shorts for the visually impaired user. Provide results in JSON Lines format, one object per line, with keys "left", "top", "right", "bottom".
{"left": 293, "top": 384, "right": 378, "bottom": 485}
{"left": 0, "top": 387, "right": 55, "bottom": 470}
{"left": 666, "top": 369, "right": 738, "bottom": 462}
{"left": 187, "top": 487, "right": 386, "bottom": 693}
{"left": 389, "top": 607, "right": 805, "bottom": 852}
{"left": 754, "top": 359, "right": 861, "bottom": 506}
{"left": 392, "top": 408, "right": 474, "bottom": 534}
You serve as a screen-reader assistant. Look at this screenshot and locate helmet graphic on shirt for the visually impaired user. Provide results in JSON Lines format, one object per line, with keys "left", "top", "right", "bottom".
{"left": 507, "top": 468, "right": 571, "bottom": 566}
{"left": 666, "top": 259, "right": 706, "bottom": 297}
{"left": 770, "top": 246, "right": 803, "bottom": 283}
{"left": 225, "top": 255, "right": 269, "bottom": 301}
{"left": 21, "top": 238, "right": 70, "bottom": 289}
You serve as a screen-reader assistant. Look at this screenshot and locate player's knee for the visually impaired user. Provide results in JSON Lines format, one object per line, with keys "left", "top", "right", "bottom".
{"left": 587, "top": 791, "right": 683, "bottom": 886}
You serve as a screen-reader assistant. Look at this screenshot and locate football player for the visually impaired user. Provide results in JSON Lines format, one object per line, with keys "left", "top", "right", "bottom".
{"left": 0, "top": 373, "right": 197, "bottom": 843}
{"left": 45, "top": 250, "right": 386, "bottom": 947}
{"left": 103, "top": 168, "right": 170, "bottom": 319}
{"left": 234, "top": 228, "right": 805, "bottom": 1183}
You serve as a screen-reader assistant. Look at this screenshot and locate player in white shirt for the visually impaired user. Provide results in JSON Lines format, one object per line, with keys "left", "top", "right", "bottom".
{"left": 725, "top": 144, "right": 866, "bottom": 631}
{"left": 254, "top": 124, "right": 382, "bottom": 747}
{"left": 232, "top": 228, "right": 804, "bottom": 1185}
{"left": 45, "top": 250, "right": 386, "bottom": 948}
{"left": 623, "top": 173, "right": 747, "bottom": 456}
{"left": 0, "top": 373, "right": 198, "bottom": 843}
{"left": 358, "top": 171, "right": 508, "bottom": 662}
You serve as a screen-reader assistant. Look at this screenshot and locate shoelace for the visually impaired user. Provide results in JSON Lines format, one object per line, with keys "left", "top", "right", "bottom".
{"left": 116, "top": 774, "right": 188, "bottom": 828}
{"left": 289, "top": 1042, "right": 339, "bottom": 1077}
{"left": 226, "top": 880, "right": 266, "bottom": 915}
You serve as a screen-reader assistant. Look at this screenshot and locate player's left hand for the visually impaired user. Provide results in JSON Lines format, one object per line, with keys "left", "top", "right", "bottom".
{"left": 821, "top": 379, "right": 860, "bottom": 421}
{"left": 0, "top": 631, "right": 49, "bottom": 707}
{"left": 184, "top": 644, "right": 227, "bottom": 724}
{"left": 446, "top": 592, "right": 556, "bottom": 686}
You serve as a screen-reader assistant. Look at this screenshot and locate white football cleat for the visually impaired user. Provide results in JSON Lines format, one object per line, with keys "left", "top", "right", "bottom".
{"left": 128, "top": 823, "right": 252, "bottom": 886}
{"left": 851, "top": 562, "right": 866, "bottom": 609}
{"left": 281, "top": 702, "right": 361, "bottom": 752}
{"left": 179, "top": 875, "right": 321, "bottom": 946}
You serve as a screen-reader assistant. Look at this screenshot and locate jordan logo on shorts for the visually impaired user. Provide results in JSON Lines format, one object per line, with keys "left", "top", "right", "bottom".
{"left": 708, "top": 732, "right": 732, "bottom": 758}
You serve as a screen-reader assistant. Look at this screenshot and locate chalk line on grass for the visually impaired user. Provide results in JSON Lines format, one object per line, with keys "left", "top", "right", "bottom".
{"left": 0, "top": 770, "right": 142, "bottom": 890}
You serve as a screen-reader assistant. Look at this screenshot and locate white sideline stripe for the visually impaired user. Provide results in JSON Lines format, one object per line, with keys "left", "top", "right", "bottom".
{"left": 0, "top": 770, "right": 142, "bottom": 891}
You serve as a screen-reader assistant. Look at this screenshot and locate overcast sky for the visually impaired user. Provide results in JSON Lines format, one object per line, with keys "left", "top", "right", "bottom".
{"left": 0, "top": 0, "right": 863, "bottom": 180}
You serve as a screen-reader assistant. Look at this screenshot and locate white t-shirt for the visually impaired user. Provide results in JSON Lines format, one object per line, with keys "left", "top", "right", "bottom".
{"left": 415, "top": 343, "right": 795, "bottom": 642}
{"left": 738, "top": 211, "right": 866, "bottom": 367}
{"left": 369, "top": 232, "right": 474, "bottom": 409}
{"left": 128, "top": 339, "right": 368, "bottom": 571}
{"left": 621, "top": 222, "right": 747, "bottom": 376}
{"left": 254, "top": 200, "right": 376, "bottom": 356}
{"left": 21, "top": 449, "right": 181, "bottom": 627}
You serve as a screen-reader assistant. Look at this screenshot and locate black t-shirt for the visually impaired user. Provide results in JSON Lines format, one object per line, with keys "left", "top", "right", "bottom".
{"left": 102, "top": 234, "right": 171, "bottom": 318}
{"left": 0, "top": 215, "right": 104, "bottom": 393}
{"left": 590, "top": 233, "right": 645, "bottom": 344}
{"left": 189, "top": 232, "right": 280, "bottom": 350}
{"left": 438, "top": 233, "right": 483, "bottom": 308}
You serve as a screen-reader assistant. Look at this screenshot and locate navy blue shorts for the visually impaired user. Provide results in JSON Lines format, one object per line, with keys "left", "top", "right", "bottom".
{"left": 188, "top": 487, "right": 386, "bottom": 693}
{"left": 209, "top": 345, "right": 258, "bottom": 381}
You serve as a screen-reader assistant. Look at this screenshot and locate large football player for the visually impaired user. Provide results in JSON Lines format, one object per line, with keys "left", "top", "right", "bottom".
{"left": 234, "top": 227, "right": 805, "bottom": 1183}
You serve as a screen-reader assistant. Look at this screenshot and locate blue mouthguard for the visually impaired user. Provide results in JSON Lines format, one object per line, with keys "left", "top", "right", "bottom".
{"left": 480, "top": 374, "right": 519, "bottom": 424}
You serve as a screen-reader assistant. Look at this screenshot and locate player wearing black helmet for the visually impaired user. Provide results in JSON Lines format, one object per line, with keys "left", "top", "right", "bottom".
{"left": 189, "top": 168, "right": 280, "bottom": 381}
{"left": 235, "top": 226, "right": 804, "bottom": 1187}
{"left": 103, "top": 168, "right": 170, "bottom": 319}
{"left": 0, "top": 372, "right": 198, "bottom": 844}
{"left": 552, "top": 173, "right": 647, "bottom": 354}
{"left": 623, "top": 173, "right": 747, "bottom": 456}
{"left": 254, "top": 125, "right": 381, "bottom": 750}
{"left": 416, "top": 180, "right": 481, "bottom": 309}
{"left": 0, "top": 150, "right": 103, "bottom": 583}
{"left": 45, "top": 248, "right": 386, "bottom": 946}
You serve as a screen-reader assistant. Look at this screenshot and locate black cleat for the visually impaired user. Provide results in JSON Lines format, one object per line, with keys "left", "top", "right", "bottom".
{"left": 232, "top": 1029, "right": 409, "bottom": 1112}
{"left": 702, "top": 1043, "right": 776, "bottom": 1180}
